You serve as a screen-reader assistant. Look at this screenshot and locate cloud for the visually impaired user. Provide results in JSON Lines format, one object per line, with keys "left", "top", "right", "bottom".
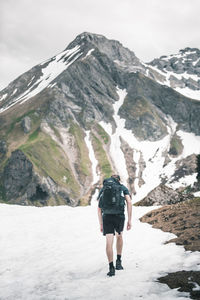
{"left": 1, "top": 0, "right": 200, "bottom": 90}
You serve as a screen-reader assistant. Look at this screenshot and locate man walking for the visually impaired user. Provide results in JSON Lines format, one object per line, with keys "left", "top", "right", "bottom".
{"left": 97, "top": 175, "right": 132, "bottom": 277}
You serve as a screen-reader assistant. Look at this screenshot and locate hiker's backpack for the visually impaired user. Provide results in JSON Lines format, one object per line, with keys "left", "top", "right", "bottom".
{"left": 99, "top": 177, "right": 125, "bottom": 214}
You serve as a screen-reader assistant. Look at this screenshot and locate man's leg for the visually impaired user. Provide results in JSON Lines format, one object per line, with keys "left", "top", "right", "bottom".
{"left": 116, "top": 232, "right": 123, "bottom": 255}
{"left": 106, "top": 234, "right": 115, "bottom": 276}
{"left": 116, "top": 232, "right": 124, "bottom": 270}
{"left": 106, "top": 233, "right": 114, "bottom": 262}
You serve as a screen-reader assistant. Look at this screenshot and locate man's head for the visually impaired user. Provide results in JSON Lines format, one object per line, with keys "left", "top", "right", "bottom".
{"left": 111, "top": 174, "right": 120, "bottom": 182}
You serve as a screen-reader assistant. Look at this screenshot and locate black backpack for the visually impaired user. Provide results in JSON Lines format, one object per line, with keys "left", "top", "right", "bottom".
{"left": 99, "top": 177, "right": 125, "bottom": 214}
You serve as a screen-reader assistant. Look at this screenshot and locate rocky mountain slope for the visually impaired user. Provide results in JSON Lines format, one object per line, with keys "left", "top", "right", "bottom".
{"left": 0, "top": 32, "right": 200, "bottom": 206}
{"left": 147, "top": 47, "right": 200, "bottom": 100}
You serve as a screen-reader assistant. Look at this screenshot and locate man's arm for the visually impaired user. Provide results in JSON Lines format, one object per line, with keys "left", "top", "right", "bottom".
{"left": 98, "top": 206, "right": 103, "bottom": 232}
{"left": 125, "top": 194, "right": 132, "bottom": 230}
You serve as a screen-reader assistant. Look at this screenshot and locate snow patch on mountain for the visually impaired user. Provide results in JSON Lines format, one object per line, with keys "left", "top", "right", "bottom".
{"left": 169, "top": 173, "right": 198, "bottom": 190}
{"left": 0, "top": 93, "right": 8, "bottom": 102}
{"left": 85, "top": 131, "right": 99, "bottom": 184}
{"left": 11, "top": 88, "right": 17, "bottom": 96}
{"left": 100, "top": 88, "right": 129, "bottom": 186}
{"left": 175, "top": 87, "right": 200, "bottom": 101}
{"left": 177, "top": 130, "right": 200, "bottom": 157}
{"left": 84, "top": 48, "right": 95, "bottom": 58}
{"left": 194, "top": 191, "right": 200, "bottom": 197}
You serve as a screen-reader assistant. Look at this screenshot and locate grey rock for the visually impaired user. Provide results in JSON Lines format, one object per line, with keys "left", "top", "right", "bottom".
{"left": 136, "top": 184, "right": 192, "bottom": 206}
{"left": 169, "top": 75, "right": 185, "bottom": 89}
{"left": 165, "top": 65, "right": 173, "bottom": 72}
{"left": 21, "top": 116, "right": 31, "bottom": 133}
{"left": 185, "top": 77, "right": 199, "bottom": 90}
{"left": 169, "top": 154, "right": 197, "bottom": 184}
{"left": 58, "top": 189, "right": 76, "bottom": 206}
{"left": 3, "top": 150, "right": 34, "bottom": 201}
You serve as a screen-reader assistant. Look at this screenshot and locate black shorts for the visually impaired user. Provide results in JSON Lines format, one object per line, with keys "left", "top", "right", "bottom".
{"left": 103, "top": 214, "right": 125, "bottom": 236}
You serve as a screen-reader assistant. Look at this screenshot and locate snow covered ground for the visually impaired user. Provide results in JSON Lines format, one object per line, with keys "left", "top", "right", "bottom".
{"left": 1, "top": 198, "right": 200, "bottom": 300}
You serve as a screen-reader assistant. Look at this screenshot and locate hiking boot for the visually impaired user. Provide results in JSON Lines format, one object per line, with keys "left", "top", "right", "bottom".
{"left": 107, "top": 266, "right": 115, "bottom": 277}
{"left": 116, "top": 259, "right": 124, "bottom": 270}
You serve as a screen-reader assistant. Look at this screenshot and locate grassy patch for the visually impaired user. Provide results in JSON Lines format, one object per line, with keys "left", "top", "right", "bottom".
{"left": 69, "top": 122, "right": 91, "bottom": 176}
{"left": 6, "top": 110, "right": 37, "bottom": 136}
{"left": 95, "top": 123, "right": 109, "bottom": 144}
{"left": 169, "top": 134, "right": 183, "bottom": 156}
{"left": 19, "top": 130, "right": 80, "bottom": 198}
{"left": 27, "top": 127, "right": 40, "bottom": 142}
{"left": 91, "top": 133, "right": 112, "bottom": 177}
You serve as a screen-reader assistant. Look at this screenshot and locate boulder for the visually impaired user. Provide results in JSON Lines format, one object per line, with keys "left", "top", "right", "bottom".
{"left": 135, "top": 184, "right": 192, "bottom": 206}
{"left": 21, "top": 116, "right": 31, "bottom": 133}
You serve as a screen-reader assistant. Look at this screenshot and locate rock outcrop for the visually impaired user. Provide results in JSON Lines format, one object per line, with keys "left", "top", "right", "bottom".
{"left": 148, "top": 47, "right": 200, "bottom": 92}
{"left": 21, "top": 116, "right": 32, "bottom": 133}
{"left": 140, "top": 198, "right": 200, "bottom": 251}
{"left": 3, "top": 149, "right": 78, "bottom": 206}
{"left": 158, "top": 271, "right": 200, "bottom": 300}
{"left": 135, "top": 184, "right": 193, "bottom": 206}
{"left": 169, "top": 154, "right": 198, "bottom": 184}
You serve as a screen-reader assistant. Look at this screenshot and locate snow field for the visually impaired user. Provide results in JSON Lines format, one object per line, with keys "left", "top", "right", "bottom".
{"left": 1, "top": 201, "right": 199, "bottom": 300}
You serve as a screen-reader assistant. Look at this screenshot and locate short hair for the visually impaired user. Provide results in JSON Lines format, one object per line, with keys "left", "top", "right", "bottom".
{"left": 111, "top": 174, "right": 120, "bottom": 181}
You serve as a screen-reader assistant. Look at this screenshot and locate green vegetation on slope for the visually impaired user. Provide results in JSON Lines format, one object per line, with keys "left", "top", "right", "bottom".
{"left": 69, "top": 122, "right": 91, "bottom": 177}
{"left": 169, "top": 134, "right": 183, "bottom": 156}
{"left": 91, "top": 132, "right": 112, "bottom": 178}
{"left": 95, "top": 123, "right": 109, "bottom": 144}
{"left": 6, "top": 110, "right": 40, "bottom": 137}
{"left": 19, "top": 130, "right": 80, "bottom": 198}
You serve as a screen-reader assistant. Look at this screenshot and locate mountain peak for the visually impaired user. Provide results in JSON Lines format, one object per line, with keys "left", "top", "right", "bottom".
{"left": 65, "top": 31, "right": 143, "bottom": 72}
{"left": 78, "top": 31, "right": 106, "bottom": 41}
{"left": 65, "top": 31, "right": 119, "bottom": 51}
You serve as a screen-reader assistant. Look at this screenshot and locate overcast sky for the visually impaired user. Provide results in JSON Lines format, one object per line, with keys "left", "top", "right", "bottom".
{"left": 1, "top": 0, "right": 200, "bottom": 91}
